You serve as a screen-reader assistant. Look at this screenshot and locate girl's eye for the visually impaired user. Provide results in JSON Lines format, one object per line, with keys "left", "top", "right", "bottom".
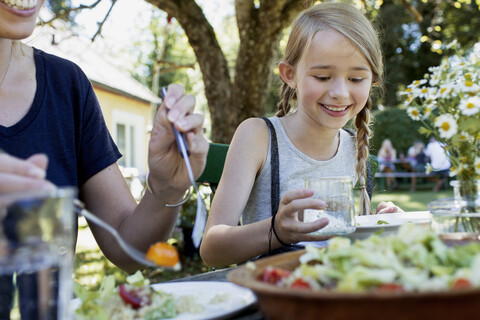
{"left": 314, "top": 76, "right": 329, "bottom": 81}
{"left": 350, "top": 78, "right": 364, "bottom": 83}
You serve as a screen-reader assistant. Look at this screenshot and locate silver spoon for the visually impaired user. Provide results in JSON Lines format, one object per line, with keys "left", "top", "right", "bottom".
{"left": 74, "top": 200, "right": 180, "bottom": 270}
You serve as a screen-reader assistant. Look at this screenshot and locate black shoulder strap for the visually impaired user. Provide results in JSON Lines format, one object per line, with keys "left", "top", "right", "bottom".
{"left": 259, "top": 117, "right": 280, "bottom": 216}
{"left": 343, "top": 128, "right": 373, "bottom": 199}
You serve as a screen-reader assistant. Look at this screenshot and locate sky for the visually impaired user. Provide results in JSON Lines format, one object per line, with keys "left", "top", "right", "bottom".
{"left": 73, "top": 0, "right": 233, "bottom": 40}
{"left": 69, "top": 0, "right": 234, "bottom": 71}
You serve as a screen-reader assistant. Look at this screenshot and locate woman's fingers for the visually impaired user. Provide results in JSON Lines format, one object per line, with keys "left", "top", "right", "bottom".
{"left": 0, "top": 173, "right": 54, "bottom": 193}
{"left": 0, "top": 152, "right": 47, "bottom": 179}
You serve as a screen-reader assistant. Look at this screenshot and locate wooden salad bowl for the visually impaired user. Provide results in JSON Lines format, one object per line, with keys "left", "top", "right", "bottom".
{"left": 228, "top": 240, "right": 480, "bottom": 320}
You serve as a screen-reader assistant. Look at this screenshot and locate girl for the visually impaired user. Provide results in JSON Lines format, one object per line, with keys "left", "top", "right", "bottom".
{"left": 200, "top": 2, "right": 402, "bottom": 267}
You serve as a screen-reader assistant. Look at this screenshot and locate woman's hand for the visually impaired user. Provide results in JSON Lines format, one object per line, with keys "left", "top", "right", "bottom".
{"left": 0, "top": 152, "right": 55, "bottom": 192}
{"left": 375, "top": 201, "right": 404, "bottom": 214}
{"left": 147, "top": 84, "right": 209, "bottom": 196}
{"left": 271, "top": 189, "right": 330, "bottom": 245}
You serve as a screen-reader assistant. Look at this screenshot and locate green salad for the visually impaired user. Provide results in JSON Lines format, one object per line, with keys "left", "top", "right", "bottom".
{"left": 260, "top": 224, "right": 480, "bottom": 292}
{"left": 74, "top": 271, "right": 176, "bottom": 320}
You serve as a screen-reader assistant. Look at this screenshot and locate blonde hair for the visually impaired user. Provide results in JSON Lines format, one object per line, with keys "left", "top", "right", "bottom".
{"left": 276, "top": 2, "right": 384, "bottom": 215}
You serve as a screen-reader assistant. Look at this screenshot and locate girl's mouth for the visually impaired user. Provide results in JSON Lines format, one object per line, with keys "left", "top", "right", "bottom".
{"left": 321, "top": 104, "right": 350, "bottom": 112}
{"left": 0, "top": 0, "right": 39, "bottom": 10}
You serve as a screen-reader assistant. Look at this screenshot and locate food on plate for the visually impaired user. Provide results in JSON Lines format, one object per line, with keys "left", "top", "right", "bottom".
{"left": 259, "top": 224, "right": 480, "bottom": 293}
{"left": 146, "top": 242, "right": 181, "bottom": 270}
{"left": 74, "top": 271, "right": 201, "bottom": 320}
{"left": 376, "top": 219, "right": 389, "bottom": 225}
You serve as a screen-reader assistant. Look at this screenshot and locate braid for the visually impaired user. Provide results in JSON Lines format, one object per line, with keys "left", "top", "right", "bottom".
{"left": 276, "top": 83, "right": 296, "bottom": 117}
{"left": 355, "top": 98, "right": 372, "bottom": 215}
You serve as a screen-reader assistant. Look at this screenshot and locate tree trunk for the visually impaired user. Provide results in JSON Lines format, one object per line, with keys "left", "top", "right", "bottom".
{"left": 147, "top": 0, "right": 312, "bottom": 143}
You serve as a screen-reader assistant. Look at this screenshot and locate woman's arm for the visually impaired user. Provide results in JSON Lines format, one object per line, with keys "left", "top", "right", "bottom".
{"left": 81, "top": 84, "right": 209, "bottom": 273}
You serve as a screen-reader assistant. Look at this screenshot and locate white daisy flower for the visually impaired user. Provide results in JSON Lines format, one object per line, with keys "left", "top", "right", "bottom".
{"left": 434, "top": 114, "right": 458, "bottom": 139}
{"left": 423, "top": 103, "right": 436, "bottom": 118}
{"left": 407, "top": 107, "right": 421, "bottom": 120}
{"left": 436, "top": 84, "right": 455, "bottom": 98}
{"left": 459, "top": 96, "right": 480, "bottom": 116}
{"left": 408, "top": 79, "right": 427, "bottom": 89}
{"left": 458, "top": 131, "right": 473, "bottom": 143}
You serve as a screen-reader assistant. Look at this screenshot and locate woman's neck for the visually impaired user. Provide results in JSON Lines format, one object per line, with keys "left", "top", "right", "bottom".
{"left": 0, "top": 39, "right": 13, "bottom": 82}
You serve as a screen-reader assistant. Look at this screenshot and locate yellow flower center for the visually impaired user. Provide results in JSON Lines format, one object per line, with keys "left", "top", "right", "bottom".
{"left": 440, "top": 87, "right": 447, "bottom": 94}
{"left": 466, "top": 102, "right": 474, "bottom": 109}
{"left": 465, "top": 80, "right": 473, "bottom": 87}
{"left": 406, "top": 88, "right": 412, "bottom": 92}
{"left": 421, "top": 88, "right": 428, "bottom": 94}
{"left": 440, "top": 122, "right": 450, "bottom": 131}
{"left": 411, "top": 110, "right": 419, "bottom": 116}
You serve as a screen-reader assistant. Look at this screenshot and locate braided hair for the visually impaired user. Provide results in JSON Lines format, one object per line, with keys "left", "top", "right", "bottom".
{"left": 275, "top": 2, "right": 384, "bottom": 214}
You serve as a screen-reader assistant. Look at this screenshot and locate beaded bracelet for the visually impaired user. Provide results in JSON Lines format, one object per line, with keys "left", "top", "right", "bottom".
{"left": 146, "top": 171, "right": 192, "bottom": 207}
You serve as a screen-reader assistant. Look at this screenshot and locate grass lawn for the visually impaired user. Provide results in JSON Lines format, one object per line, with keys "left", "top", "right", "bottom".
{"left": 74, "top": 179, "right": 454, "bottom": 290}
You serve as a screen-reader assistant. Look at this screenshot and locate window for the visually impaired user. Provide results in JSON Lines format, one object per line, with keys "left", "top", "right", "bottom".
{"left": 112, "top": 111, "right": 146, "bottom": 173}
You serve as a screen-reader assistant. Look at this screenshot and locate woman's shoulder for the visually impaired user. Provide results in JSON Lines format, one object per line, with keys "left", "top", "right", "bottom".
{"left": 33, "top": 47, "right": 88, "bottom": 81}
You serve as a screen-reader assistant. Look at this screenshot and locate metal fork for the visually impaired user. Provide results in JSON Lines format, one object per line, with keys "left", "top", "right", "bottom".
{"left": 159, "top": 87, "right": 207, "bottom": 249}
{"left": 74, "top": 200, "right": 178, "bottom": 270}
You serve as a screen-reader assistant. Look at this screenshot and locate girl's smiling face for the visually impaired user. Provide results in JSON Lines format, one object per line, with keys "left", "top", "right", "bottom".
{"left": 282, "top": 29, "right": 373, "bottom": 130}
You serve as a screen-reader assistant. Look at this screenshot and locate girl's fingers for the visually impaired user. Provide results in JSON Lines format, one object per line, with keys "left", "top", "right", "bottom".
{"left": 289, "top": 217, "right": 330, "bottom": 235}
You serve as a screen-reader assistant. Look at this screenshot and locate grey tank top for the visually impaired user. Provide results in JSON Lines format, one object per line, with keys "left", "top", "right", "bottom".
{"left": 242, "top": 117, "right": 357, "bottom": 225}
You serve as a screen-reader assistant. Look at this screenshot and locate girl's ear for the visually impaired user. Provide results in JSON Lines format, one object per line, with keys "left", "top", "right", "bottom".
{"left": 278, "top": 62, "right": 296, "bottom": 89}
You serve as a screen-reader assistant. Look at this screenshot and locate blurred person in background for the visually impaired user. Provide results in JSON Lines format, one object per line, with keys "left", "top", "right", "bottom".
{"left": 424, "top": 137, "right": 451, "bottom": 192}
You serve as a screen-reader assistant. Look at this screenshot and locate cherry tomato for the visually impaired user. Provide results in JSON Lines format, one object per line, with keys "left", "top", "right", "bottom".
{"left": 261, "top": 267, "right": 291, "bottom": 284}
{"left": 290, "top": 278, "right": 311, "bottom": 289}
{"left": 146, "top": 242, "right": 180, "bottom": 267}
{"left": 376, "top": 283, "right": 404, "bottom": 293}
{"left": 452, "top": 278, "right": 472, "bottom": 290}
{"left": 118, "top": 284, "right": 151, "bottom": 309}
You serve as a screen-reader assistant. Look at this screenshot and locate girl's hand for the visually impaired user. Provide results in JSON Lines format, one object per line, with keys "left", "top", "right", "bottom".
{"left": 272, "top": 189, "right": 330, "bottom": 245}
{"left": 0, "top": 152, "right": 55, "bottom": 192}
{"left": 147, "top": 84, "right": 209, "bottom": 196}
{"left": 375, "top": 201, "right": 404, "bottom": 214}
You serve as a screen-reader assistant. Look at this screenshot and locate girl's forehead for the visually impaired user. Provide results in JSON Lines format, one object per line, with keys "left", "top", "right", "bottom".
{"left": 301, "top": 30, "right": 371, "bottom": 71}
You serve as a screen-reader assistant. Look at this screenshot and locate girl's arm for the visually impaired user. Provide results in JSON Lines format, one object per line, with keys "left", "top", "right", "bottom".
{"left": 200, "top": 119, "right": 329, "bottom": 267}
{"left": 200, "top": 118, "right": 272, "bottom": 266}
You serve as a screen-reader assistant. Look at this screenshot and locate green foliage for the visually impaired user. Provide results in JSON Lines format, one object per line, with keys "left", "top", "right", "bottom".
{"left": 371, "top": 107, "right": 426, "bottom": 157}
{"left": 375, "top": 0, "right": 480, "bottom": 106}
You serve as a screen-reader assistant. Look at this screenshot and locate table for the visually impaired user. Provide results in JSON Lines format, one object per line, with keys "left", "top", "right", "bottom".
{"left": 169, "top": 267, "right": 264, "bottom": 319}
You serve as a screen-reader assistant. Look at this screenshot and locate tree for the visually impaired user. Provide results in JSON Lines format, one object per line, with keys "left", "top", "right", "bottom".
{"left": 141, "top": 0, "right": 314, "bottom": 143}
{"left": 44, "top": 0, "right": 480, "bottom": 143}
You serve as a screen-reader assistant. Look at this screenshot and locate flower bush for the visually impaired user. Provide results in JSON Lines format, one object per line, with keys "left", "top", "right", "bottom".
{"left": 399, "top": 42, "right": 480, "bottom": 182}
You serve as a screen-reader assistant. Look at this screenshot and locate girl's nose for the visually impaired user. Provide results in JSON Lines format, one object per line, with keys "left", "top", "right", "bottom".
{"left": 328, "top": 79, "right": 349, "bottom": 99}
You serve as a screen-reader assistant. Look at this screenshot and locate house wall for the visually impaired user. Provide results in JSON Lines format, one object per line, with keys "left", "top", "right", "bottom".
{"left": 94, "top": 86, "right": 152, "bottom": 175}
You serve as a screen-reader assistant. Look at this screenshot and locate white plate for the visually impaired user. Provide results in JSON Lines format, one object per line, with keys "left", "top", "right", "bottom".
{"left": 151, "top": 281, "right": 257, "bottom": 320}
{"left": 347, "top": 211, "right": 431, "bottom": 240}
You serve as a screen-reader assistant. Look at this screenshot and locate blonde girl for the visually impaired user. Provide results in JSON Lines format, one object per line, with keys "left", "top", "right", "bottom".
{"left": 200, "top": 2, "right": 401, "bottom": 267}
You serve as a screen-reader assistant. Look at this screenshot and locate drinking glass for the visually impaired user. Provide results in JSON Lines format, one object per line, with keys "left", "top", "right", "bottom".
{"left": 0, "top": 188, "right": 76, "bottom": 320}
{"left": 303, "top": 177, "right": 356, "bottom": 236}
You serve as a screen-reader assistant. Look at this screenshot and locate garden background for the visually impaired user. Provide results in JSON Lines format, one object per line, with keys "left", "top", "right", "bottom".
{"left": 40, "top": 0, "right": 479, "bottom": 288}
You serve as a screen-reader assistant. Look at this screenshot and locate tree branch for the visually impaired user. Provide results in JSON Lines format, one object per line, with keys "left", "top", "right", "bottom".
{"left": 40, "top": 0, "right": 104, "bottom": 25}
{"left": 91, "top": 0, "right": 118, "bottom": 41}
{"left": 399, "top": 0, "right": 423, "bottom": 23}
